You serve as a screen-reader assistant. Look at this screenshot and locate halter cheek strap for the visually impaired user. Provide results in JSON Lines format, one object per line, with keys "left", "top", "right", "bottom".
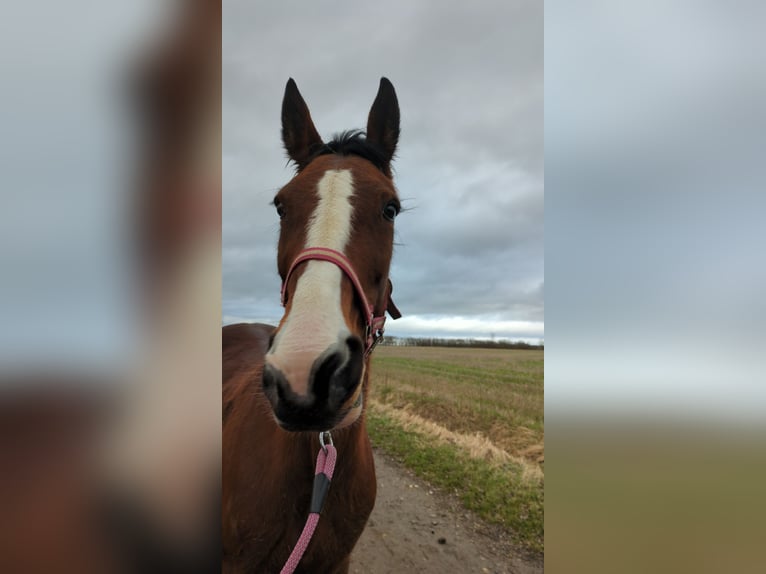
{"left": 280, "top": 247, "right": 400, "bottom": 355}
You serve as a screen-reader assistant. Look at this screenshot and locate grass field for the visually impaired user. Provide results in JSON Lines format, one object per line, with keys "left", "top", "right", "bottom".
{"left": 366, "top": 346, "right": 544, "bottom": 552}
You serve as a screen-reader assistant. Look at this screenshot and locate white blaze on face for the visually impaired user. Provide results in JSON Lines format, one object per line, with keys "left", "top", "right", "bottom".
{"left": 266, "top": 169, "right": 356, "bottom": 397}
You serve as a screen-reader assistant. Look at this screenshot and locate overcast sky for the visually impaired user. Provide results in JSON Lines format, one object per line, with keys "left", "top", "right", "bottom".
{"left": 223, "top": 1, "right": 543, "bottom": 342}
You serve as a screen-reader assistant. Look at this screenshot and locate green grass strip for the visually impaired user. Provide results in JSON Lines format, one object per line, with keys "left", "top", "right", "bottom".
{"left": 367, "top": 408, "right": 544, "bottom": 553}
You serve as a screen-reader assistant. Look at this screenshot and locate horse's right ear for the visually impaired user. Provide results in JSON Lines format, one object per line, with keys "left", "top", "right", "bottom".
{"left": 281, "top": 79, "right": 323, "bottom": 170}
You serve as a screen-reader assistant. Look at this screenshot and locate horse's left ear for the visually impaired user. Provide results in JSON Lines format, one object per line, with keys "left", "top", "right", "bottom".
{"left": 367, "top": 78, "right": 400, "bottom": 174}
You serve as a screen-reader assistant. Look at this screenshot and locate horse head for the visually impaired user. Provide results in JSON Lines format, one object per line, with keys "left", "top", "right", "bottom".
{"left": 262, "top": 78, "right": 401, "bottom": 432}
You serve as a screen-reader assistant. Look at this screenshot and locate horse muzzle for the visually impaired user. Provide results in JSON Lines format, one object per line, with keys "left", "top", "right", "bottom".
{"left": 262, "top": 335, "right": 365, "bottom": 431}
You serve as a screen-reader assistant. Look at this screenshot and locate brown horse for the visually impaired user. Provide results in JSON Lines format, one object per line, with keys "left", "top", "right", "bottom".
{"left": 223, "top": 78, "right": 402, "bottom": 573}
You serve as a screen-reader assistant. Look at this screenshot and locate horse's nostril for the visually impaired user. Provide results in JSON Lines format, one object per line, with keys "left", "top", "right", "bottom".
{"left": 310, "top": 338, "right": 364, "bottom": 407}
{"left": 311, "top": 351, "right": 344, "bottom": 402}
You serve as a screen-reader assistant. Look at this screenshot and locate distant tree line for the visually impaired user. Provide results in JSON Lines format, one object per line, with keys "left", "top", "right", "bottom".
{"left": 379, "top": 336, "right": 543, "bottom": 350}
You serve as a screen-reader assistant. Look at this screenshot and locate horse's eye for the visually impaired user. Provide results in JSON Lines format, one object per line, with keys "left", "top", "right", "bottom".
{"left": 383, "top": 200, "right": 400, "bottom": 222}
{"left": 274, "top": 199, "right": 286, "bottom": 219}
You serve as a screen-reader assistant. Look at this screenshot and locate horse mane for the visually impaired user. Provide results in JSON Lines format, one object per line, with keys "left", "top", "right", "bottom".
{"left": 306, "top": 130, "right": 391, "bottom": 174}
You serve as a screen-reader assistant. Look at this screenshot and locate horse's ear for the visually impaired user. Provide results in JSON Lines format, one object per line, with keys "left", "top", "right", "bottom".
{"left": 281, "top": 78, "right": 323, "bottom": 170}
{"left": 366, "top": 78, "right": 400, "bottom": 174}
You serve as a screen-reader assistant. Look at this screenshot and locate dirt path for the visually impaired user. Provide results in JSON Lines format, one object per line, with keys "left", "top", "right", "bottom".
{"left": 349, "top": 449, "right": 543, "bottom": 574}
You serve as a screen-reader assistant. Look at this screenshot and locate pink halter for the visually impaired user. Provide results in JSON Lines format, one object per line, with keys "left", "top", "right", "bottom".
{"left": 280, "top": 247, "right": 400, "bottom": 355}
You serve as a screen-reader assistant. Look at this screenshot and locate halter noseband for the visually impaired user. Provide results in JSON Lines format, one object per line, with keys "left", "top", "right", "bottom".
{"left": 280, "top": 247, "right": 400, "bottom": 355}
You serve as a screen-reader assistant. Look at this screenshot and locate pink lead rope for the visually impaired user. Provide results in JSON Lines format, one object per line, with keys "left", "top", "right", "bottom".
{"left": 280, "top": 432, "right": 338, "bottom": 574}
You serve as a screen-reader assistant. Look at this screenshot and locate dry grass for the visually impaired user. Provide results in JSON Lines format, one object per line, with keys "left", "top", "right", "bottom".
{"left": 370, "top": 399, "right": 543, "bottom": 483}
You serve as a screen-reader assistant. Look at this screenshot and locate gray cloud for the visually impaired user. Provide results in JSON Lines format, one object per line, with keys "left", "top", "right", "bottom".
{"left": 223, "top": 0, "right": 543, "bottom": 340}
